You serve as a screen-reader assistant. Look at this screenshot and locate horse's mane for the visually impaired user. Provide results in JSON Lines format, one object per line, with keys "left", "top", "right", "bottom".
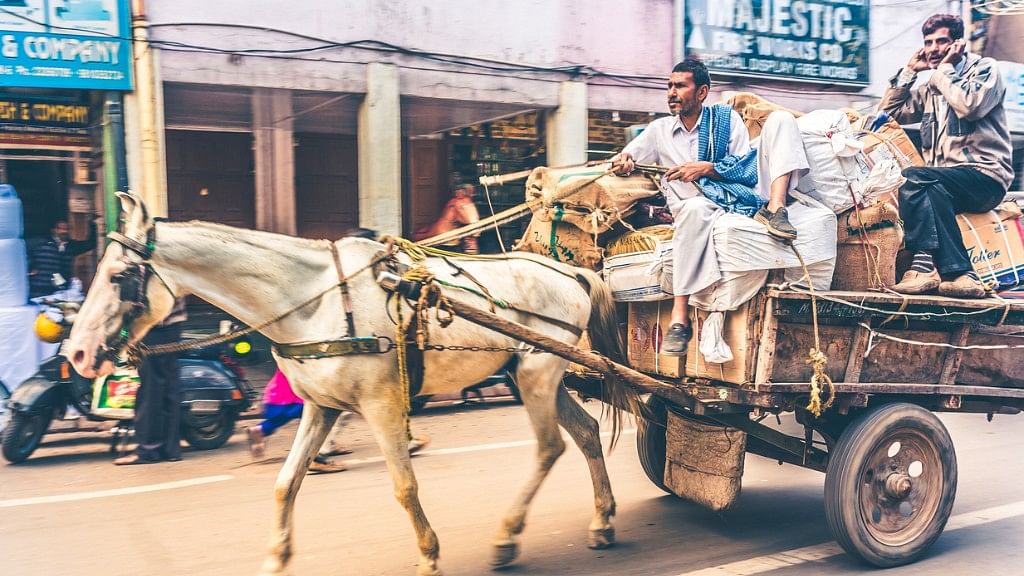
{"left": 160, "top": 219, "right": 336, "bottom": 250}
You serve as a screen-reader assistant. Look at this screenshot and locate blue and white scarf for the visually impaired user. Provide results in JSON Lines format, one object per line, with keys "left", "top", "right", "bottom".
{"left": 696, "top": 104, "right": 764, "bottom": 217}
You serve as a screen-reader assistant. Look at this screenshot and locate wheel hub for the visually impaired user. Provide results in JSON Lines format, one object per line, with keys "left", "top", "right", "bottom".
{"left": 884, "top": 473, "right": 913, "bottom": 500}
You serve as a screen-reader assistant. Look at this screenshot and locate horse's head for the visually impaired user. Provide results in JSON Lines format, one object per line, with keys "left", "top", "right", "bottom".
{"left": 65, "top": 192, "right": 178, "bottom": 378}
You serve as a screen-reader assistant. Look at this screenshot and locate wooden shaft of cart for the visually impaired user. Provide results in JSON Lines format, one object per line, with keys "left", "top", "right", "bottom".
{"left": 445, "top": 297, "right": 691, "bottom": 407}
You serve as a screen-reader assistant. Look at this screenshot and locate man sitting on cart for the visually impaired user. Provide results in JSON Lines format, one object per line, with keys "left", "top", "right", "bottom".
{"left": 612, "top": 58, "right": 810, "bottom": 355}
{"left": 882, "top": 13, "right": 1013, "bottom": 298}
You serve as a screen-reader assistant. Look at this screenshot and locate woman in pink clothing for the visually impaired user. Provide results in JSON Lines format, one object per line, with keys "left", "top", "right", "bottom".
{"left": 246, "top": 369, "right": 348, "bottom": 473}
{"left": 247, "top": 369, "right": 430, "bottom": 473}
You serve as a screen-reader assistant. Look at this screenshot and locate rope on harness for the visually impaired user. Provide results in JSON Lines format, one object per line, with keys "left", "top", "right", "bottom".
{"left": 393, "top": 296, "right": 413, "bottom": 443}
{"left": 402, "top": 265, "right": 455, "bottom": 350}
{"left": 789, "top": 244, "right": 836, "bottom": 418}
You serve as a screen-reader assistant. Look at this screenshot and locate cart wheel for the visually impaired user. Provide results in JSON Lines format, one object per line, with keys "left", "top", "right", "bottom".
{"left": 824, "top": 403, "right": 957, "bottom": 568}
{"left": 636, "top": 395, "right": 670, "bottom": 494}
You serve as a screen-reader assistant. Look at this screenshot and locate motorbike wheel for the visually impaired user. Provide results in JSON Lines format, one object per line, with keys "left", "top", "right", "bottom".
{"left": 2, "top": 412, "right": 50, "bottom": 463}
{"left": 181, "top": 411, "right": 236, "bottom": 450}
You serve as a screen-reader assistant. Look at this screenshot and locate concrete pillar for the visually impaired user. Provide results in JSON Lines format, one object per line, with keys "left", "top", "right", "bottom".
{"left": 545, "top": 81, "right": 589, "bottom": 167}
{"left": 122, "top": 51, "right": 168, "bottom": 217}
{"left": 252, "top": 88, "right": 296, "bottom": 235}
{"left": 358, "top": 63, "right": 402, "bottom": 236}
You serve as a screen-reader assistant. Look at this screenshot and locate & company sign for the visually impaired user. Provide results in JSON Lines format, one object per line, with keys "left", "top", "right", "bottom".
{"left": 0, "top": 0, "right": 132, "bottom": 90}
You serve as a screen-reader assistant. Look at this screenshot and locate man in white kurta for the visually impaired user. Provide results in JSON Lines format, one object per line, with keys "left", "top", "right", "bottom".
{"left": 615, "top": 60, "right": 809, "bottom": 355}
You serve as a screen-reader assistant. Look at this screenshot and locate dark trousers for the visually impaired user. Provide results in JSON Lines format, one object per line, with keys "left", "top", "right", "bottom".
{"left": 899, "top": 166, "right": 1005, "bottom": 276}
{"left": 135, "top": 324, "right": 182, "bottom": 460}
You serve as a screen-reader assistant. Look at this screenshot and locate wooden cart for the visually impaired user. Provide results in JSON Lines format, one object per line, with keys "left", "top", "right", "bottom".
{"left": 563, "top": 288, "right": 1024, "bottom": 568}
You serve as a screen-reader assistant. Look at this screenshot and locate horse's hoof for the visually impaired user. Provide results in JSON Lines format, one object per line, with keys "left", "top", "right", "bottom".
{"left": 257, "top": 556, "right": 290, "bottom": 576}
{"left": 490, "top": 541, "right": 520, "bottom": 567}
{"left": 587, "top": 526, "right": 616, "bottom": 550}
{"left": 416, "top": 564, "right": 443, "bottom": 576}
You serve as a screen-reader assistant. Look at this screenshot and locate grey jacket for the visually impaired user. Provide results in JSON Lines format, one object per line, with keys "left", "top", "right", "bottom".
{"left": 879, "top": 53, "right": 1014, "bottom": 190}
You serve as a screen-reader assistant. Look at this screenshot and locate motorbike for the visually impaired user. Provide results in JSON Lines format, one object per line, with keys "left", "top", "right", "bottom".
{"left": 1, "top": 301, "right": 256, "bottom": 464}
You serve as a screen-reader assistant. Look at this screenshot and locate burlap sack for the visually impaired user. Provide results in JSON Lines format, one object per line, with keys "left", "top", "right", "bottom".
{"left": 526, "top": 166, "right": 658, "bottom": 235}
{"left": 514, "top": 215, "right": 604, "bottom": 270}
{"left": 834, "top": 203, "right": 904, "bottom": 291}
{"left": 722, "top": 92, "right": 803, "bottom": 139}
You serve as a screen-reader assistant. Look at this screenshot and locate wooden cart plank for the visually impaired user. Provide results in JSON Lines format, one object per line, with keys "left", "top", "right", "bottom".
{"left": 843, "top": 320, "right": 873, "bottom": 383}
{"left": 768, "top": 289, "right": 1024, "bottom": 326}
{"left": 938, "top": 324, "right": 971, "bottom": 385}
{"left": 753, "top": 297, "right": 778, "bottom": 386}
{"left": 754, "top": 382, "right": 1024, "bottom": 399}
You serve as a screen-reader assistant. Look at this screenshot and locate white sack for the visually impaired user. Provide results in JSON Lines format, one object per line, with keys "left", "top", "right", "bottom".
{"left": 0, "top": 193, "right": 23, "bottom": 239}
{"left": 862, "top": 157, "right": 905, "bottom": 199}
{"left": 795, "top": 110, "right": 872, "bottom": 213}
{"left": 0, "top": 305, "right": 41, "bottom": 391}
{"left": 0, "top": 238, "right": 28, "bottom": 307}
{"left": 603, "top": 241, "right": 673, "bottom": 302}
{"left": 698, "top": 311, "right": 734, "bottom": 364}
{"left": 714, "top": 193, "right": 837, "bottom": 272}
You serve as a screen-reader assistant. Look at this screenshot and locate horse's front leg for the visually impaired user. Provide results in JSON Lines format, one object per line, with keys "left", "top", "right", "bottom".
{"left": 258, "top": 404, "right": 339, "bottom": 576}
{"left": 492, "top": 357, "right": 566, "bottom": 567}
{"left": 361, "top": 398, "right": 442, "bottom": 576}
{"left": 555, "top": 384, "right": 617, "bottom": 549}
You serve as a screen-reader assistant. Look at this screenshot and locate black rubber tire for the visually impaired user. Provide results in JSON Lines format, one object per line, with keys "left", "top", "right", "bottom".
{"left": 2, "top": 412, "right": 49, "bottom": 464}
{"left": 636, "top": 395, "right": 671, "bottom": 494}
{"left": 181, "top": 411, "right": 236, "bottom": 450}
{"left": 824, "top": 403, "right": 957, "bottom": 568}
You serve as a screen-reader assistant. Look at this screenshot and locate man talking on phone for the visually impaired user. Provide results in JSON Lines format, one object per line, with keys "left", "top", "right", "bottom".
{"left": 881, "top": 13, "right": 1013, "bottom": 298}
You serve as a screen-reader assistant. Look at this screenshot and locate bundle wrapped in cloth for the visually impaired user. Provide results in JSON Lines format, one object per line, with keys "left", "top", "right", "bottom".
{"left": 515, "top": 164, "right": 660, "bottom": 270}
{"left": 525, "top": 165, "right": 659, "bottom": 234}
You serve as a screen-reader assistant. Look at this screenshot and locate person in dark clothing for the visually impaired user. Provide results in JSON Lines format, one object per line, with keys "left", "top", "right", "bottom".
{"left": 880, "top": 14, "right": 1014, "bottom": 298}
{"left": 27, "top": 218, "right": 98, "bottom": 299}
{"left": 114, "top": 299, "right": 187, "bottom": 465}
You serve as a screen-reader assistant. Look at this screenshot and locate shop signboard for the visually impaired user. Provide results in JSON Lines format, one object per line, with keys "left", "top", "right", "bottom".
{"left": 0, "top": 95, "right": 91, "bottom": 149}
{"left": 1000, "top": 61, "right": 1024, "bottom": 134}
{"left": 681, "top": 0, "right": 870, "bottom": 87}
{"left": 0, "top": 0, "right": 132, "bottom": 90}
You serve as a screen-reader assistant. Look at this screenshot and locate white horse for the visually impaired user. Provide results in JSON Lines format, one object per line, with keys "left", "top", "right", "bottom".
{"left": 65, "top": 193, "right": 635, "bottom": 576}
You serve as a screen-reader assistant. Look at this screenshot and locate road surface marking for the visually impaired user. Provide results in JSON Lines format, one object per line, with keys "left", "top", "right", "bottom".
{"left": 673, "top": 500, "right": 1024, "bottom": 576}
{"left": 0, "top": 474, "right": 234, "bottom": 509}
{"left": 340, "top": 428, "right": 638, "bottom": 466}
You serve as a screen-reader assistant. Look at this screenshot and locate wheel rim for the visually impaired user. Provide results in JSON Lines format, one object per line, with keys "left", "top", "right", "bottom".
{"left": 858, "top": 427, "right": 944, "bottom": 547}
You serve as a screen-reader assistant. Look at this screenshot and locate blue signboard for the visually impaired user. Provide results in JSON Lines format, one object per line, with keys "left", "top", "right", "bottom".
{"left": 683, "top": 0, "right": 870, "bottom": 87}
{"left": 0, "top": 0, "right": 132, "bottom": 90}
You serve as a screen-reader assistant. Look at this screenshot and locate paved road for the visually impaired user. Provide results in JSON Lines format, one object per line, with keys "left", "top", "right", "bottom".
{"left": 2, "top": 398, "right": 1023, "bottom": 576}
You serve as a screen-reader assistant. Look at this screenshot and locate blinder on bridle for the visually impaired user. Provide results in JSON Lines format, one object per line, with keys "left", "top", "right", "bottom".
{"left": 95, "top": 226, "right": 159, "bottom": 369}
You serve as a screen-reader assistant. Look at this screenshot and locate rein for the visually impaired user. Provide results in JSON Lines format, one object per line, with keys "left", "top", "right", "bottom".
{"left": 127, "top": 240, "right": 398, "bottom": 362}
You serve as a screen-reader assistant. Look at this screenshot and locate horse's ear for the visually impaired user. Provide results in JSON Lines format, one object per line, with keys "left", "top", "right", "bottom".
{"left": 116, "top": 191, "right": 150, "bottom": 233}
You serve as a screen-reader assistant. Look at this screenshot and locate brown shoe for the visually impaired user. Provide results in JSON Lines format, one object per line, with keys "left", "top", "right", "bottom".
{"left": 408, "top": 434, "right": 431, "bottom": 455}
{"left": 754, "top": 206, "right": 798, "bottom": 241}
{"left": 891, "top": 269, "right": 940, "bottom": 295}
{"left": 247, "top": 425, "right": 266, "bottom": 460}
{"left": 308, "top": 455, "right": 348, "bottom": 474}
{"left": 938, "top": 274, "right": 987, "bottom": 299}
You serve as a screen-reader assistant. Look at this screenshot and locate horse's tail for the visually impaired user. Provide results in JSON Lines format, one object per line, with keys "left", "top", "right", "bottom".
{"left": 574, "top": 268, "right": 642, "bottom": 451}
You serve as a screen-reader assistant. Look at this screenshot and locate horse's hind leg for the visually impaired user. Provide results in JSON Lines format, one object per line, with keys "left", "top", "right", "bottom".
{"left": 555, "top": 384, "right": 617, "bottom": 549}
{"left": 492, "top": 357, "right": 566, "bottom": 567}
{"left": 361, "top": 399, "right": 442, "bottom": 576}
{"left": 258, "top": 404, "right": 340, "bottom": 576}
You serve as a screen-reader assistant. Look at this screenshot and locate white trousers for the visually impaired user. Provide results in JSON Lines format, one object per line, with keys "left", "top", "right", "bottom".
{"left": 668, "top": 111, "right": 810, "bottom": 297}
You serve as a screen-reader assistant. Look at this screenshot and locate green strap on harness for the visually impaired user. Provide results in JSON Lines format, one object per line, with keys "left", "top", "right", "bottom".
{"left": 549, "top": 204, "right": 564, "bottom": 262}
